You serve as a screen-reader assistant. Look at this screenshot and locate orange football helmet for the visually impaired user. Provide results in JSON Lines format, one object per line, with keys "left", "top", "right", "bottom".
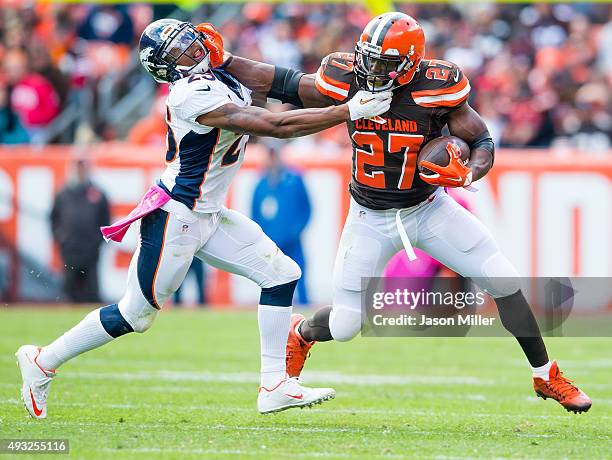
{"left": 355, "top": 12, "right": 425, "bottom": 92}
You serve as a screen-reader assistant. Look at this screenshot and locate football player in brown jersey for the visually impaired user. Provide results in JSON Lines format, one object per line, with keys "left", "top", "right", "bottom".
{"left": 219, "top": 12, "right": 591, "bottom": 413}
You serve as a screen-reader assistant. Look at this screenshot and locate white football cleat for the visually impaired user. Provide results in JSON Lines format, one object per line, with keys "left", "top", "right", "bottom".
{"left": 15, "top": 345, "right": 56, "bottom": 419}
{"left": 257, "top": 377, "right": 335, "bottom": 414}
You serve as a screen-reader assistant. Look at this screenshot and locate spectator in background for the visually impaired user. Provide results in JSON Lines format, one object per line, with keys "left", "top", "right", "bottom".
{"left": 127, "top": 89, "right": 168, "bottom": 145}
{"left": 77, "top": 6, "right": 134, "bottom": 44}
{"left": 173, "top": 259, "right": 207, "bottom": 307}
{"left": 4, "top": 48, "right": 60, "bottom": 141}
{"left": 29, "top": 38, "right": 70, "bottom": 109}
{"left": 51, "top": 158, "right": 109, "bottom": 303}
{"left": 558, "top": 81, "right": 611, "bottom": 153}
{"left": 252, "top": 144, "right": 311, "bottom": 305}
{"left": 259, "top": 19, "right": 302, "bottom": 69}
{"left": 0, "top": 80, "right": 29, "bottom": 144}
{"left": 0, "top": 3, "right": 609, "bottom": 149}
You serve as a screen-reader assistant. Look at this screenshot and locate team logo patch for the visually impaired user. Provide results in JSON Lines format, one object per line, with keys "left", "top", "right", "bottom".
{"left": 140, "top": 47, "right": 167, "bottom": 78}
{"left": 139, "top": 47, "right": 154, "bottom": 63}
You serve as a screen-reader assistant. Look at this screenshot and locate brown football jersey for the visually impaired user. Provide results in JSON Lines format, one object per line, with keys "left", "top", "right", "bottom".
{"left": 315, "top": 52, "right": 471, "bottom": 210}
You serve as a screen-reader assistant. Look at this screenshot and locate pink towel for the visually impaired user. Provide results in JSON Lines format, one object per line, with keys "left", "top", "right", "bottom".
{"left": 100, "top": 184, "right": 171, "bottom": 243}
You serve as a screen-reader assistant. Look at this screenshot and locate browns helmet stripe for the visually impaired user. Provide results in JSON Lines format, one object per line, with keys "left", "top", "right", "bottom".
{"left": 361, "top": 16, "right": 380, "bottom": 42}
{"left": 368, "top": 15, "right": 391, "bottom": 46}
{"left": 371, "top": 12, "right": 405, "bottom": 47}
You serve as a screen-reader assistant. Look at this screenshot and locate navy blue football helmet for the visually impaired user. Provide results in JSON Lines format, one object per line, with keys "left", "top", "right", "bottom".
{"left": 139, "top": 18, "right": 211, "bottom": 83}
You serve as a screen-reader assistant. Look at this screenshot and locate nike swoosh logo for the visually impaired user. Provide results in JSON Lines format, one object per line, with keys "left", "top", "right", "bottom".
{"left": 285, "top": 393, "right": 304, "bottom": 400}
{"left": 197, "top": 86, "right": 211, "bottom": 92}
{"left": 29, "top": 388, "right": 43, "bottom": 416}
{"left": 359, "top": 98, "right": 375, "bottom": 105}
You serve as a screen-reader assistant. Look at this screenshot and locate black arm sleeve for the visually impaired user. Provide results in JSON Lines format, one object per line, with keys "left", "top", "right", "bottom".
{"left": 267, "top": 66, "right": 305, "bottom": 108}
{"left": 470, "top": 131, "right": 495, "bottom": 165}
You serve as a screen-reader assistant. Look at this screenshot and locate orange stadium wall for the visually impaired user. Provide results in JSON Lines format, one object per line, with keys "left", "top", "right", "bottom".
{"left": 0, "top": 145, "right": 611, "bottom": 305}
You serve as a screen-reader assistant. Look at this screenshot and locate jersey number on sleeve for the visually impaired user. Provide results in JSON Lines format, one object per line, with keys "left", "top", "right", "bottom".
{"left": 425, "top": 60, "right": 454, "bottom": 81}
{"left": 352, "top": 132, "right": 424, "bottom": 190}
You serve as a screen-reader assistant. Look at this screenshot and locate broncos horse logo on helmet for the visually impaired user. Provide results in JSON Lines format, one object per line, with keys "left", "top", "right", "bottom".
{"left": 139, "top": 18, "right": 219, "bottom": 83}
{"left": 354, "top": 12, "right": 425, "bottom": 92}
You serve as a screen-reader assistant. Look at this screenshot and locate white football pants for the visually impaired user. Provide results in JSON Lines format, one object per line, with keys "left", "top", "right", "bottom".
{"left": 117, "top": 199, "right": 301, "bottom": 332}
{"left": 330, "top": 189, "right": 521, "bottom": 341}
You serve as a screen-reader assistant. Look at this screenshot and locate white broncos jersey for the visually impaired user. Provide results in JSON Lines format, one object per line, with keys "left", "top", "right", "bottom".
{"left": 160, "top": 69, "right": 252, "bottom": 213}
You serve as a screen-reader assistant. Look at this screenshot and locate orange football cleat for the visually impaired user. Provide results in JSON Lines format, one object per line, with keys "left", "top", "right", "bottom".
{"left": 286, "top": 314, "right": 315, "bottom": 378}
{"left": 533, "top": 361, "right": 592, "bottom": 413}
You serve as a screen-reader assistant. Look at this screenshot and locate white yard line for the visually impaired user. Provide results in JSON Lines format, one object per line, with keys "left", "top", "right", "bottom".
{"left": 0, "top": 355, "right": 496, "bottom": 386}
{"left": 55, "top": 369, "right": 612, "bottom": 391}
{"left": 64, "top": 370, "right": 496, "bottom": 386}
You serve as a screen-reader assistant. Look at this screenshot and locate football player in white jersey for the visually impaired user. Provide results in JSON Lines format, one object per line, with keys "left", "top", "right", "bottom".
{"left": 15, "top": 19, "right": 392, "bottom": 418}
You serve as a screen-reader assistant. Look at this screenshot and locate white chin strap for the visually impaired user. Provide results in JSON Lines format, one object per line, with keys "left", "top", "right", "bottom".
{"left": 177, "top": 55, "right": 211, "bottom": 77}
{"left": 191, "top": 56, "right": 211, "bottom": 74}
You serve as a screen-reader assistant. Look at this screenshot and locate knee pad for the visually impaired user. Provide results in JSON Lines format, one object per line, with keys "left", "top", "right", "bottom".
{"left": 258, "top": 239, "right": 301, "bottom": 288}
{"left": 273, "top": 251, "right": 301, "bottom": 283}
{"left": 478, "top": 252, "right": 522, "bottom": 298}
{"left": 329, "top": 305, "right": 361, "bottom": 342}
{"left": 117, "top": 297, "right": 159, "bottom": 333}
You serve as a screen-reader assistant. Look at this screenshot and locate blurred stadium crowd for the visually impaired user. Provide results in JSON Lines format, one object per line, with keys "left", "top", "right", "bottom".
{"left": 0, "top": 2, "right": 610, "bottom": 152}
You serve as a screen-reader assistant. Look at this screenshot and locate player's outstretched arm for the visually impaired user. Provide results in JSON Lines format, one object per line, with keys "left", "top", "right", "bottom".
{"left": 197, "top": 103, "right": 346, "bottom": 138}
{"left": 221, "top": 56, "right": 274, "bottom": 103}
{"left": 447, "top": 103, "right": 495, "bottom": 182}
{"left": 197, "top": 91, "right": 391, "bottom": 139}
{"left": 223, "top": 56, "right": 333, "bottom": 108}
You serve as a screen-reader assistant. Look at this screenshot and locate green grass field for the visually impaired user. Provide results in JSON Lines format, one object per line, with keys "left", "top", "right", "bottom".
{"left": 1, "top": 307, "right": 610, "bottom": 459}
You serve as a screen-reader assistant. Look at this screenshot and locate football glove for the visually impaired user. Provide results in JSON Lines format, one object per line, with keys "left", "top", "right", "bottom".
{"left": 419, "top": 142, "right": 473, "bottom": 188}
{"left": 347, "top": 90, "right": 392, "bottom": 122}
{"left": 195, "top": 22, "right": 225, "bottom": 69}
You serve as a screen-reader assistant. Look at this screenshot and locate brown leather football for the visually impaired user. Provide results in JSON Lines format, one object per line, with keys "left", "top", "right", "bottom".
{"left": 417, "top": 136, "right": 470, "bottom": 175}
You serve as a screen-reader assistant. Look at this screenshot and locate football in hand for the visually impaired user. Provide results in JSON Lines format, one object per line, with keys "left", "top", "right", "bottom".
{"left": 417, "top": 135, "right": 470, "bottom": 176}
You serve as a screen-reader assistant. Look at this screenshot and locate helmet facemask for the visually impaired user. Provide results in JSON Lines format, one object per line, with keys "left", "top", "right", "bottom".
{"left": 354, "top": 41, "right": 415, "bottom": 92}
{"left": 158, "top": 23, "right": 211, "bottom": 80}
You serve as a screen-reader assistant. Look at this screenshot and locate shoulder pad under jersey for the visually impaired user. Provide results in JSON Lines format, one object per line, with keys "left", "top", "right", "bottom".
{"left": 411, "top": 59, "right": 470, "bottom": 108}
{"left": 314, "top": 52, "right": 355, "bottom": 102}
